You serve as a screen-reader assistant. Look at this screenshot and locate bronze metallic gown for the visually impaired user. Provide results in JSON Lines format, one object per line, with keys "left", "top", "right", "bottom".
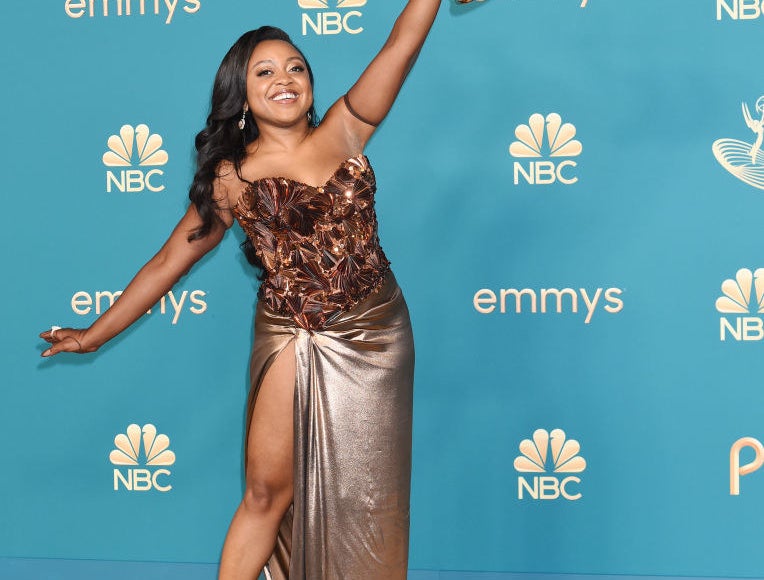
{"left": 233, "top": 154, "right": 414, "bottom": 580}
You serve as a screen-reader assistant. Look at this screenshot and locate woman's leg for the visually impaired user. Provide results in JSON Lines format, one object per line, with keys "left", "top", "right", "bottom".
{"left": 219, "top": 340, "right": 296, "bottom": 580}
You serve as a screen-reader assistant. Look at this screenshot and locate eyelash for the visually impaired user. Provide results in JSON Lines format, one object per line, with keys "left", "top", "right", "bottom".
{"left": 256, "top": 65, "right": 305, "bottom": 77}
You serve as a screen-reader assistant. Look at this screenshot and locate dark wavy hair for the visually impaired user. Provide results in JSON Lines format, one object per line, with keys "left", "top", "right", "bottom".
{"left": 187, "top": 26, "right": 318, "bottom": 266}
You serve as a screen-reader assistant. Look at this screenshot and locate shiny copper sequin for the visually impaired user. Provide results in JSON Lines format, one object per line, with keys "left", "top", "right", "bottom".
{"left": 233, "top": 155, "right": 391, "bottom": 330}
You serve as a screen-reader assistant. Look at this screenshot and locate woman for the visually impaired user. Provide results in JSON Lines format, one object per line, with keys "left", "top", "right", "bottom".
{"left": 40, "top": 0, "right": 440, "bottom": 578}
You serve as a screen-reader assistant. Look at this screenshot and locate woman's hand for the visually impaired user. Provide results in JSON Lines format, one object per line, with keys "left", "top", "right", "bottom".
{"left": 39, "top": 327, "right": 98, "bottom": 357}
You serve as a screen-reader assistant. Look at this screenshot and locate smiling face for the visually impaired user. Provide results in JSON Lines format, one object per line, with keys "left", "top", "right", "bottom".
{"left": 246, "top": 39, "right": 314, "bottom": 130}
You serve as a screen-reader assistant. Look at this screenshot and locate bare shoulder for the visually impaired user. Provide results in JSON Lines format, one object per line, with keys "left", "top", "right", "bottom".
{"left": 210, "top": 160, "right": 248, "bottom": 227}
{"left": 214, "top": 159, "right": 248, "bottom": 207}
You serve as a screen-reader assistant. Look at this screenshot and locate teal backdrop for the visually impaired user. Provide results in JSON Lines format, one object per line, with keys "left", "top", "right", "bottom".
{"left": 3, "top": 1, "right": 764, "bottom": 578}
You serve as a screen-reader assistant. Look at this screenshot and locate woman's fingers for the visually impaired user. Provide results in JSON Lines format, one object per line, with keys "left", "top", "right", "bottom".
{"left": 42, "top": 337, "right": 80, "bottom": 357}
{"left": 40, "top": 329, "right": 85, "bottom": 357}
{"left": 39, "top": 327, "right": 62, "bottom": 343}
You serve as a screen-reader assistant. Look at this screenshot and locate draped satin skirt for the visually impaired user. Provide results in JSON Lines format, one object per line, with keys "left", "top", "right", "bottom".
{"left": 245, "top": 271, "right": 414, "bottom": 580}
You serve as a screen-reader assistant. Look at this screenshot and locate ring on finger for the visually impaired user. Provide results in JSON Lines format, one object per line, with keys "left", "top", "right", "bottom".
{"left": 50, "top": 325, "right": 62, "bottom": 338}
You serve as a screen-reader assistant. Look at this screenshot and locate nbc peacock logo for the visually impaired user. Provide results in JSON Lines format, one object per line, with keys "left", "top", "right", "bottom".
{"left": 514, "top": 428, "right": 586, "bottom": 501}
{"left": 713, "top": 97, "right": 764, "bottom": 190}
{"left": 509, "top": 113, "right": 583, "bottom": 186}
{"left": 103, "top": 124, "right": 168, "bottom": 193}
{"left": 716, "top": 268, "right": 764, "bottom": 341}
{"left": 110, "top": 423, "right": 175, "bottom": 492}
{"left": 298, "top": 0, "right": 366, "bottom": 36}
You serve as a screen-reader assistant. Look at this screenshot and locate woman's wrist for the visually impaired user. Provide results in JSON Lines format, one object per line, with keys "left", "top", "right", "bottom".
{"left": 78, "top": 328, "right": 101, "bottom": 353}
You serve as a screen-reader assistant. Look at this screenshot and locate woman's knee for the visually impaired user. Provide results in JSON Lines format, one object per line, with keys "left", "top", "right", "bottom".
{"left": 242, "top": 479, "right": 292, "bottom": 516}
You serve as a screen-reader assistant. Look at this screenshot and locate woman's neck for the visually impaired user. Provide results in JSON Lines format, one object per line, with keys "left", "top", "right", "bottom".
{"left": 251, "top": 121, "right": 313, "bottom": 155}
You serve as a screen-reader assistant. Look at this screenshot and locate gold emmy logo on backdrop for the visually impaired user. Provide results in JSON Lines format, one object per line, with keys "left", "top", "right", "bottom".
{"left": 472, "top": 285, "right": 624, "bottom": 323}
{"left": 70, "top": 288, "right": 208, "bottom": 324}
{"left": 730, "top": 437, "right": 764, "bottom": 495}
{"left": 64, "top": 0, "right": 202, "bottom": 24}
{"left": 110, "top": 423, "right": 175, "bottom": 492}
{"left": 103, "top": 124, "right": 168, "bottom": 193}
{"left": 514, "top": 428, "right": 586, "bottom": 501}
{"left": 299, "top": 0, "right": 366, "bottom": 35}
{"left": 716, "top": 268, "right": 764, "bottom": 341}
{"left": 509, "top": 113, "right": 582, "bottom": 185}
{"left": 713, "top": 97, "right": 764, "bottom": 190}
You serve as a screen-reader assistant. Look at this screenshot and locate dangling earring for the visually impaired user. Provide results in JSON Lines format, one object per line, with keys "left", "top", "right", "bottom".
{"left": 307, "top": 110, "right": 313, "bottom": 124}
{"left": 238, "top": 103, "right": 249, "bottom": 130}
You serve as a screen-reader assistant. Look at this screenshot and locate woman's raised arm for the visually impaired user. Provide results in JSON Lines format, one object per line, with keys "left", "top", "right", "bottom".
{"left": 40, "top": 203, "right": 229, "bottom": 357}
{"left": 329, "top": 0, "right": 441, "bottom": 148}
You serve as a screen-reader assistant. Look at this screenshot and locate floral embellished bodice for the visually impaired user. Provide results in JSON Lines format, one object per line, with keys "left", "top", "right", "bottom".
{"left": 232, "top": 154, "right": 391, "bottom": 330}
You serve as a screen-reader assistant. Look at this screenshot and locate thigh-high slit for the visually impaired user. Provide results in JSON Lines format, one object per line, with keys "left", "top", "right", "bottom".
{"left": 245, "top": 271, "right": 414, "bottom": 580}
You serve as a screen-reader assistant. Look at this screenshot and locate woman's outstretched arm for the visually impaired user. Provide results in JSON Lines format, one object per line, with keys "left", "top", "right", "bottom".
{"left": 328, "top": 0, "right": 441, "bottom": 147}
{"left": 40, "top": 203, "right": 228, "bottom": 357}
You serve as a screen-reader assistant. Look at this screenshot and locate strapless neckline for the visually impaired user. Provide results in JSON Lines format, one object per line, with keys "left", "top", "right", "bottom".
{"left": 231, "top": 152, "right": 388, "bottom": 330}
{"left": 242, "top": 153, "right": 370, "bottom": 193}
